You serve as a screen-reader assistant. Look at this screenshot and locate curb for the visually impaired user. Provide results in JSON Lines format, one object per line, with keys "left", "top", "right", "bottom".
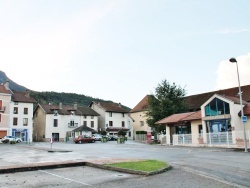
{"left": 0, "top": 161, "right": 172, "bottom": 176}
{"left": 86, "top": 162, "right": 172, "bottom": 176}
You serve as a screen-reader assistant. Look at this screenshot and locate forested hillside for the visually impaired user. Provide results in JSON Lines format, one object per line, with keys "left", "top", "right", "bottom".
{"left": 0, "top": 70, "right": 131, "bottom": 111}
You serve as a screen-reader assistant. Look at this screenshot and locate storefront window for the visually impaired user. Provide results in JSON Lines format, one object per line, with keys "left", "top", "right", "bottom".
{"left": 205, "top": 98, "right": 230, "bottom": 116}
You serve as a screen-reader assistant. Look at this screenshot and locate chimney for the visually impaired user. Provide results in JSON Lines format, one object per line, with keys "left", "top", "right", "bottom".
{"left": 25, "top": 90, "right": 30, "bottom": 98}
{"left": 73, "top": 102, "right": 77, "bottom": 110}
{"left": 4, "top": 80, "right": 10, "bottom": 90}
{"left": 119, "top": 103, "right": 121, "bottom": 107}
{"left": 59, "top": 103, "right": 62, "bottom": 109}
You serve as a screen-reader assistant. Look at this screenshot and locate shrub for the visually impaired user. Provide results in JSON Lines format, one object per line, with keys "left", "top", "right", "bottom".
{"left": 10, "top": 140, "right": 16, "bottom": 144}
{"left": 118, "top": 130, "right": 126, "bottom": 137}
{"left": 100, "top": 130, "right": 107, "bottom": 136}
{"left": 2, "top": 139, "right": 9, "bottom": 144}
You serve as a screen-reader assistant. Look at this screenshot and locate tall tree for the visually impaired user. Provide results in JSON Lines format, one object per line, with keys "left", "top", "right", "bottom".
{"left": 146, "top": 80, "right": 187, "bottom": 133}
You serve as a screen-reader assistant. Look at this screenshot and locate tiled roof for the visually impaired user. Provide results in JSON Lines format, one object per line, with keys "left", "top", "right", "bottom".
{"left": 182, "top": 110, "right": 201, "bottom": 121}
{"left": 155, "top": 112, "right": 195, "bottom": 124}
{"left": 240, "top": 103, "right": 250, "bottom": 116}
{"left": 77, "top": 106, "right": 100, "bottom": 116}
{"left": 12, "top": 92, "right": 36, "bottom": 103}
{"left": 0, "top": 85, "right": 12, "bottom": 94}
{"left": 130, "top": 95, "right": 152, "bottom": 113}
{"left": 93, "top": 101, "right": 129, "bottom": 113}
{"left": 222, "top": 95, "right": 248, "bottom": 105}
{"left": 39, "top": 104, "right": 82, "bottom": 115}
{"left": 185, "top": 85, "right": 250, "bottom": 111}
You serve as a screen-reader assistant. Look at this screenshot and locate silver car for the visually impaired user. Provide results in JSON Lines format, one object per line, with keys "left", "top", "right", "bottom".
{"left": 2, "top": 136, "right": 22, "bottom": 143}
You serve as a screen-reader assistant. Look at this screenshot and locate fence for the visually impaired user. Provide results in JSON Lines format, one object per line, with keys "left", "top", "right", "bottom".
{"left": 172, "top": 131, "right": 250, "bottom": 147}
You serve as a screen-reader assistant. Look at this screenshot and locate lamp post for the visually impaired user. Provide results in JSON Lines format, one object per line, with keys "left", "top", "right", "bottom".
{"left": 229, "top": 57, "right": 248, "bottom": 152}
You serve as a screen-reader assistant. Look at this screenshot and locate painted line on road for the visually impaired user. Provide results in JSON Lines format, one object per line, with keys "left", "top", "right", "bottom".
{"left": 173, "top": 164, "right": 247, "bottom": 188}
{"left": 39, "top": 170, "right": 91, "bottom": 186}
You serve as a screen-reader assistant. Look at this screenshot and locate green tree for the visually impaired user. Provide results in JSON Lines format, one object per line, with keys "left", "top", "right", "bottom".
{"left": 146, "top": 80, "right": 187, "bottom": 133}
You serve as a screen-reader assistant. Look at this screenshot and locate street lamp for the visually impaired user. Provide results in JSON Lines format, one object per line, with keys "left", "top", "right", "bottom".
{"left": 229, "top": 57, "right": 248, "bottom": 152}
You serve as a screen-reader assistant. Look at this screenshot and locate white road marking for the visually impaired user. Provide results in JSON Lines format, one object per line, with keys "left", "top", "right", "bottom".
{"left": 39, "top": 170, "right": 91, "bottom": 186}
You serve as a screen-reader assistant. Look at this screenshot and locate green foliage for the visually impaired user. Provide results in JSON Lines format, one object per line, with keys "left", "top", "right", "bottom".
{"left": 100, "top": 130, "right": 107, "bottom": 136}
{"left": 106, "top": 160, "right": 167, "bottom": 172}
{"left": 30, "top": 91, "right": 131, "bottom": 110}
{"left": 135, "top": 131, "right": 147, "bottom": 134}
{"left": 2, "top": 139, "right": 9, "bottom": 144}
{"left": 146, "top": 80, "right": 187, "bottom": 134}
{"left": 117, "top": 130, "right": 126, "bottom": 136}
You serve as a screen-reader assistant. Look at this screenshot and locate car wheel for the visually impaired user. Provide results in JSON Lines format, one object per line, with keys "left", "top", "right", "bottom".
{"left": 79, "top": 141, "right": 82, "bottom": 144}
{"left": 92, "top": 140, "right": 95, "bottom": 143}
{"left": 17, "top": 140, "right": 21, "bottom": 143}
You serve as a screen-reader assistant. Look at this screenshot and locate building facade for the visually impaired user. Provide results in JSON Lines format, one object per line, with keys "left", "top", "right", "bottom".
{"left": 33, "top": 103, "right": 99, "bottom": 142}
{"left": 0, "top": 81, "right": 36, "bottom": 142}
{"left": 90, "top": 101, "right": 133, "bottom": 139}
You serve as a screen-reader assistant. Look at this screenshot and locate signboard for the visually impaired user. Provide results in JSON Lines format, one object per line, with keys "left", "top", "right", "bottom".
{"left": 242, "top": 116, "right": 247, "bottom": 123}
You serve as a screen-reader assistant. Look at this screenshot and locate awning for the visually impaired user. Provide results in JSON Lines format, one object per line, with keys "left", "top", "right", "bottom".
{"left": 72, "top": 125, "right": 97, "bottom": 133}
{"left": 106, "top": 127, "right": 130, "bottom": 131}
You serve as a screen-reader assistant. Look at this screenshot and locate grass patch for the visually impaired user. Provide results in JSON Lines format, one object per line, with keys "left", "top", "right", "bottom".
{"left": 105, "top": 160, "right": 167, "bottom": 172}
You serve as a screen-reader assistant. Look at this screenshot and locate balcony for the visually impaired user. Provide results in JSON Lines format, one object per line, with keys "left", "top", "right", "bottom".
{"left": 68, "top": 123, "right": 78, "bottom": 128}
{"left": 0, "top": 106, "right": 5, "bottom": 113}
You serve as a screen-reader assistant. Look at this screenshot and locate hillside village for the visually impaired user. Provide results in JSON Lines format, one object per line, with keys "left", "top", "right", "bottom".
{"left": 0, "top": 80, "right": 250, "bottom": 148}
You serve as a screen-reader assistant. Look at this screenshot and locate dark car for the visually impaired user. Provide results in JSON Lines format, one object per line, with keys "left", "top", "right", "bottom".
{"left": 74, "top": 135, "right": 95, "bottom": 144}
{"left": 109, "top": 135, "right": 118, "bottom": 141}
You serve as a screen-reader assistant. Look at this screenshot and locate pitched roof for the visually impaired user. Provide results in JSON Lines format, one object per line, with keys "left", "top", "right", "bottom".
{"left": 72, "top": 125, "right": 97, "bottom": 133}
{"left": 0, "top": 85, "right": 12, "bottom": 94}
{"left": 77, "top": 106, "right": 100, "bottom": 116}
{"left": 182, "top": 110, "right": 201, "bottom": 121}
{"left": 240, "top": 103, "right": 250, "bottom": 116}
{"left": 130, "top": 95, "right": 152, "bottom": 113}
{"left": 92, "top": 101, "right": 129, "bottom": 113}
{"left": 155, "top": 112, "right": 196, "bottom": 124}
{"left": 39, "top": 104, "right": 82, "bottom": 115}
{"left": 12, "top": 92, "right": 36, "bottom": 103}
{"left": 185, "top": 85, "right": 250, "bottom": 111}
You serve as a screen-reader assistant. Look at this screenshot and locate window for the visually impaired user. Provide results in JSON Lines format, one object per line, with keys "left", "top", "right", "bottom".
{"left": 23, "top": 118, "right": 28, "bottom": 126}
{"left": 109, "top": 121, "right": 113, "bottom": 127}
{"left": 14, "top": 107, "right": 18, "bottom": 114}
{"left": 140, "top": 121, "right": 144, "bottom": 126}
{"left": 84, "top": 116, "right": 87, "bottom": 119}
{"left": 91, "top": 121, "right": 94, "bottom": 128}
{"left": 13, "top": 118, "right": 18, "bottom": 126}
{"left": 83, "top": 121, "right": 87, "bottom": 126}
{"left": 14, "top": 102, "right": 18, "bottom": 105}
{"left": 54, "top": 110, "right": 58, "bottom": 116}
{"left": 53, "top": 119, "right": 58, "bottom": 127}
{"left": 0, "top": 114, "right": 1, "bottom": 122}
{"left": 122, "top": 121, "right": 125, "bottom": 127}
{"left": 24, "top": 108, "right": 28, "bottom": 114}
{"left": 122, "top": 113, "right": 125, "bottom": 117}
{"left": 109, "top": 112, "right": 112, "bottom": 117}
{"left": 70, "top": 121, "right": 74, "bottom": 127}
{"left": 91, "top": 116, "right": 94, "bottom": 119}
{"left": 205, "top": 98, "right": 230, "bottom": 116}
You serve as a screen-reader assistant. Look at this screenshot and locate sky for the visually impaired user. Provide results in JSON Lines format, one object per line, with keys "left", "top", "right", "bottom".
{"left": 0, "top": 0, "right": 250, "bottom": 108}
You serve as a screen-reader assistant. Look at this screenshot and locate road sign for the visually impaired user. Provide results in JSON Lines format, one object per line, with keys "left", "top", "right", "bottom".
{"left": 242, "top": 116, "right": 247, "bottom": 123}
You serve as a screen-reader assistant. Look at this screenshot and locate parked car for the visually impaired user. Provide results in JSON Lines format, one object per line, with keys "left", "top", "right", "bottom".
{"left": 109, "top": 135, "right": 118, "bottom": 141}
{"left": 93, "top": 134, "right": 102, "bottom": 141}
{"left": 74, "top": 135, "right": 95, "bottom": 144}
{"left": 2, "top": 136, "right": 22, "bottom": 143}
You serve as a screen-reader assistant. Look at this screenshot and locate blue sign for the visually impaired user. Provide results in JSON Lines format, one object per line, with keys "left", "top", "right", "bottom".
{"left": 242, "top": 116, "right": 247, "bottom": 123}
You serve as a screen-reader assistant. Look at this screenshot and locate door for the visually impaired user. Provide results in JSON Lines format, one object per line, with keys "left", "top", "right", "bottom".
{"left": 52, "top": 133, "right": 59, "bottom": 141}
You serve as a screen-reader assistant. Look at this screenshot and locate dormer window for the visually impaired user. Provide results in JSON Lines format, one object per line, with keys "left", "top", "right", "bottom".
{"left": 54, "top": 110, "right": 58, "bottom": 116}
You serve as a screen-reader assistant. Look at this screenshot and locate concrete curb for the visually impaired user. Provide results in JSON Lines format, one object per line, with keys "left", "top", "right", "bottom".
{"left": 0, "top": 160, "right": 172, "bottom": 176}
{"left": 86, "top": 162, "right": 172, "bottom": 176}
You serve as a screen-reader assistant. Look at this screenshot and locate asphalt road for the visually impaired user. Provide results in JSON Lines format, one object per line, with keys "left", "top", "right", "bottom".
{"left": 0, "top": 141, "right": 249, "bottom": 188}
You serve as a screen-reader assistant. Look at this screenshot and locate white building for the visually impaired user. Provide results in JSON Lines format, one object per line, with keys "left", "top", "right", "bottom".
{"left": 0, "top": 81, "right": 36, "bottom": 142}
{"left": 33, "top": 103, "right": 99, "bottom": 142}
{"left": 89, "top": 101, "right": 133, "bottom": 139}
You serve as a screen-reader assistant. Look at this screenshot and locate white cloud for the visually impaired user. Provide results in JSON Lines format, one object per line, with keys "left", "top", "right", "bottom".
{"left": 215, "top": 53, "right": 250, "bottom": 90}
{"left": 219, "top": 28, "right": 249, "bottom": 34}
